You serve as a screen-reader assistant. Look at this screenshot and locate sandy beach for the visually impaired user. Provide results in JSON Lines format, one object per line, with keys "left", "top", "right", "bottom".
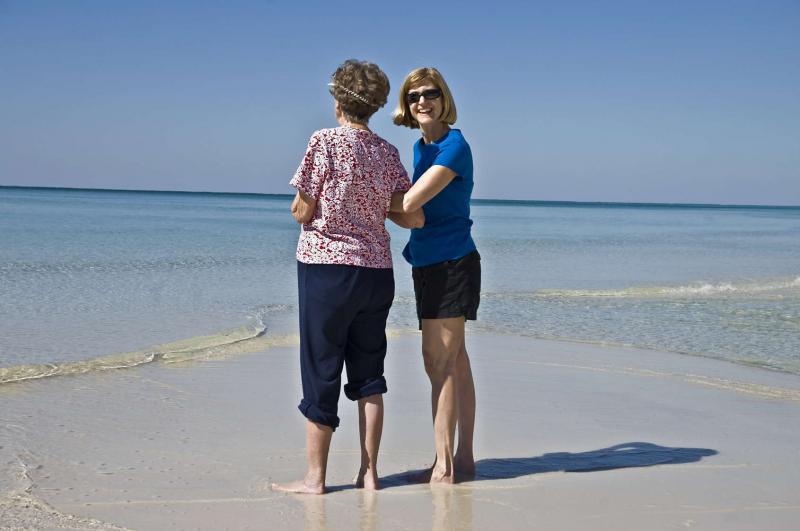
{"left": 2, "top": 331, "right": 799, "bottom": 530}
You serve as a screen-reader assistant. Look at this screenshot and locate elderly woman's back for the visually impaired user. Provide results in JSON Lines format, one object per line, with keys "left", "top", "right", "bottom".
{"left": 272, "top": 59, "right": 422, "bottom": 495}
{"left": 291, "top": 126, "right": 409, "bottom": 268}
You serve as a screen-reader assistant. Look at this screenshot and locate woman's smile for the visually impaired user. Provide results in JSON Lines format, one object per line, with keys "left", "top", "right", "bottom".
{"left": 410, "top": 84, "right": 441, "bottom": 122}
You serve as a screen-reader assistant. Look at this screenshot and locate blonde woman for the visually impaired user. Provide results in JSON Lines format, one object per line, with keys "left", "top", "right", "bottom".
{"left": 391, "top": 67, "right": 480, "bottom": 483}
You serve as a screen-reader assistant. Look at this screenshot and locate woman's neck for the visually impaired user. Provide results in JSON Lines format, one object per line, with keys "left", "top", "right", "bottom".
{"left": 336, "top": 116, "right": 370, "bottom": 131}
{"left": 420, "top": 122, "right": 449, "bottom": 144}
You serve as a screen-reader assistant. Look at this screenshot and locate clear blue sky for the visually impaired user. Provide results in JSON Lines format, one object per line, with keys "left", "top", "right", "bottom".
{"left": 1, "top": 0, "right": 798, "bottom": 205}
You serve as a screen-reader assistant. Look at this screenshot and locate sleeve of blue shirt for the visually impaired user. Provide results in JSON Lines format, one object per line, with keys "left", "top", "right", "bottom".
{"left": 432, "top": 138, "right": 471, "bottom": 180}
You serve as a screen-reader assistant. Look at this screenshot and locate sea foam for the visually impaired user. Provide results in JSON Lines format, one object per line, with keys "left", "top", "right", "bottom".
{"left": 0, "top": 323, "right": 280, "bottom": 385}
{"left": 537, "top": 275, "right": 800, "bottom": 298}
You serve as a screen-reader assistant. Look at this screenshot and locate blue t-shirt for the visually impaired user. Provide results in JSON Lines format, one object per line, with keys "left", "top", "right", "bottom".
{"left": 402, "top": 129, "right": 477, "bottom": 267}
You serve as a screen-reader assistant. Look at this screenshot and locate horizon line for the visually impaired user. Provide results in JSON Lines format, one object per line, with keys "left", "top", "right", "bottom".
{"left": 1, "top": 184, "right": 798, "bottom": 210}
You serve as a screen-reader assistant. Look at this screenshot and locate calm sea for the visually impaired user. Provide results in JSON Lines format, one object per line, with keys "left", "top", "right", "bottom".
{"left": 1, "top": 186, "right": 799, "bottom": 382}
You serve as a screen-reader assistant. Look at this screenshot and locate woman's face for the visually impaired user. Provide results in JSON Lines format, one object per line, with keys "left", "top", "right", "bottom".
{"left": 407, "top": 81, "right": 443, "bottom": 126}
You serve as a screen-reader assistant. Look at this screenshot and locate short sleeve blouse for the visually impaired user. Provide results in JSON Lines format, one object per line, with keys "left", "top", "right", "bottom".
{"left": 290, "top": 127, "right": 410, "bottom": 268}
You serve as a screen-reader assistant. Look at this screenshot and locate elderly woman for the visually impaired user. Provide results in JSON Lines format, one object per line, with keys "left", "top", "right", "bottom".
{"left": 391, "top": 67, "right": 480, "bottom": 484}
{"left": 272, "top": 60, "right": 423, "bottom": 494}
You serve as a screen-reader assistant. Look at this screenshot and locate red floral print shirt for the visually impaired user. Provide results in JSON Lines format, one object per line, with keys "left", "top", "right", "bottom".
{"left": 290, "top": 127, "right": 410, "bottom": 268}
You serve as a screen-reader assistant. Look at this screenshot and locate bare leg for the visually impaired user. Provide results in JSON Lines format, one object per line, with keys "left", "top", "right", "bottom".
{"left": 354, "top": 394, "right": 383, "bottom": 490}
{"left": 409, "top": 322, "right": 477, "bottom": 483}
{"left": 454, "top": 344, "right": 476, "bottom": 477}
{"left": 421, "top": 317, "right": 465, "bottom": 484}
{"left": 272, "top": 420, "right": 332, "bottom": 494}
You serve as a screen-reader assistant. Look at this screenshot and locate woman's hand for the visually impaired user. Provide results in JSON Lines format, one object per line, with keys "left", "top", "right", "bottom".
{"left": 291, "top": 190, "right": 317, "bottom": 224}
{"left": 390, "top": 165, "right": 457, "bottom": 213}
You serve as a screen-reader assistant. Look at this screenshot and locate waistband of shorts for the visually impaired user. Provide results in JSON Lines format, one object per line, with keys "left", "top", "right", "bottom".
{"left": 412, "top": 249, "right": 480, "bottom": 271}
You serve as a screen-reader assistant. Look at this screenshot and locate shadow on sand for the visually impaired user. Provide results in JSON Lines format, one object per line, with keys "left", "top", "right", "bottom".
{"left": 378, "top": 442, "right": 718, "bottom": 488}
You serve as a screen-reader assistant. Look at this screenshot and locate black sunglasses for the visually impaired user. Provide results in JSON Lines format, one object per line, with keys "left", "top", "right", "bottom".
{"left": 406, "top": 88, "right": 442, "bottom": 104}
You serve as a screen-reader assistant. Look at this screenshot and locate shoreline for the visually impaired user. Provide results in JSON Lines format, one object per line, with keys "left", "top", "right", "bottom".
{"left": 2, "top": 332, "right": 799, "bottom": 529}
{"left": 494, "top": 329, "right": 800, "bottom": 378}
{"left": 3, "top": 323, "right": 800, "bottom": 388}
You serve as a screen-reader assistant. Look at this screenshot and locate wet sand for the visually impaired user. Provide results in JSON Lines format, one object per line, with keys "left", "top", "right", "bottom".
{"left": 2, "top": 332, "right": 800, "bottom": 530}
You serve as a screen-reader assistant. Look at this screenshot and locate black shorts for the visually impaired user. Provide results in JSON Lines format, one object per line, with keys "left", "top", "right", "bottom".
{"left": 412, "top": 250, "right": 481, "bottom": 325}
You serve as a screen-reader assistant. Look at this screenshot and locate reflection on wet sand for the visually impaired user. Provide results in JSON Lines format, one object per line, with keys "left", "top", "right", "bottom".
{"left": 299, "top": 494, "right": 327, "bottom": 531}
{"left": 358, "top": 490, "right": 378, "bottom": 531}
{"left": 432, "top": 484, "right": 473, "bottom": 531}
{"left": 295, "top": 488, "right": 377, "bottom": 531}
{"left": 293, "top": 484, "right": 473, "bottom": 531}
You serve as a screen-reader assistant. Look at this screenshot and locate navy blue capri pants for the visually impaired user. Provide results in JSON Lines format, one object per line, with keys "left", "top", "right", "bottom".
{"left": 297, "top": 261, "right": 395, "bottom": 431}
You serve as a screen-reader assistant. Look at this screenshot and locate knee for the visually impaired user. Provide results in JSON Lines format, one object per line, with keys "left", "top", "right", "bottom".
{"left": 421, "top": 350, "right": 440, "bottom": 378}
{"left": 422, "top": 347, "right": 459, "bottom": 381}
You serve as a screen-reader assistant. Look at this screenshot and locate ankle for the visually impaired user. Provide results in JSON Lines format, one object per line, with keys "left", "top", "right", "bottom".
{"left": 455, "top": 450, "right": 474, "bottom": 461}
{"left": 304, "top": 470, "right": 325, "bottom": 487}
{"left": 359, "top": 463, "right": 377, "bottom": 474}
{"left": 433, "top": 458, "right": 453, "bottom": 475}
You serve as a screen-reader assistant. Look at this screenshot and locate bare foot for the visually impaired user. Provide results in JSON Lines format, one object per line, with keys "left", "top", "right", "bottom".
{"left": 353, "top": 468, "right": 380, "bottom": 490}
{"left": 429, "top": 464, "right": 456, "bottom": 485}
{"left": 271, "top": 479, "right": 325, "bottom": 495}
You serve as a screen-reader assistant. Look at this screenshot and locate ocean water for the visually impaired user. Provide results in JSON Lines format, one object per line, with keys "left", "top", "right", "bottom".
{"left": 1, "top": 186, "right": 799, "bottom": 382}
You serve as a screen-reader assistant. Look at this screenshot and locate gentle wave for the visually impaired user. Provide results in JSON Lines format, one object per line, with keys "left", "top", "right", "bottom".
{"left": 0, "top": 324, "right": 284, "bottom": 385}
{"left": 536, "top": 276, "right": 800, "bottom": 299}
{"left": 0, "top": 325, "right": 419, "bottom": 385}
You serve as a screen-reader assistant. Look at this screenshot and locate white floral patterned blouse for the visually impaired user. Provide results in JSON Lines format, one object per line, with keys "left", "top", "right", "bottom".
{"left": 290, "top": 126, "right": 411, "bottom": 268}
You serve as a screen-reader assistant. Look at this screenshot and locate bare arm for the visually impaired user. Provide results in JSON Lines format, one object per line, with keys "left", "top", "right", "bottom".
{"left": 290, "top": 190, "right": 317, "bottom": 224}
{"left": 389, "top": 165, "right": 457, "bottom": 213}
{"left": 388, "top": 190, "right": 424, "bottom": 228}
{"left": 388, "top": 209, "right": 424, "bottom": 229}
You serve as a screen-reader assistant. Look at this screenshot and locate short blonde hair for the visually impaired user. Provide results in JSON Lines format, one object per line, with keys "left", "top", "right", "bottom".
{"left": 393, "top": 67, "right": 457, "bottom": 129}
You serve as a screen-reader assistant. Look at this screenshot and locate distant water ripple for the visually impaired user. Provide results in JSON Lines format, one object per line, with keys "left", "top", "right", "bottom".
{"left": 2, "top": 187, "right": 799, "bottom": 378}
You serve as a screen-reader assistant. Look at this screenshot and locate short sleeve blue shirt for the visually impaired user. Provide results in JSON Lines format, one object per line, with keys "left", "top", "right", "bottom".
{"left": 402, "top": 129, "right": 477, "bottom": 267}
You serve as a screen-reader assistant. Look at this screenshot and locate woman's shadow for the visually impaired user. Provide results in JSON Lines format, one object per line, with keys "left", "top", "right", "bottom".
{"left": 380, "top": 442, "right": 717, "bottom": 487}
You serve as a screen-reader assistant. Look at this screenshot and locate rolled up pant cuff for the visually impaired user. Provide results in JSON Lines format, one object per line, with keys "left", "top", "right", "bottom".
{"left": 298, "top": 399, "right": 340, "bottom": 431}
{"left": 344, "top": 376, "right": 387, "bottom": 401}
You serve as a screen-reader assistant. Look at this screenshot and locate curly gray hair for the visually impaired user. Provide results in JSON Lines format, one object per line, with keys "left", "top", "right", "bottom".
{"left": 328, "top": 59, "right": 390, "bottom": 124}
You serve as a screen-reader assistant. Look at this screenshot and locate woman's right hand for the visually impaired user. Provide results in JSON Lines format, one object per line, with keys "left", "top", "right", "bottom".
{"left": 291, "top": 190, "right": 317, "bottom": 224}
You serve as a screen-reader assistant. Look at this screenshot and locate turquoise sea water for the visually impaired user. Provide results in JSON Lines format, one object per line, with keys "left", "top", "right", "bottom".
{"left": 1, "top": 186, "right": 799, "bottom": 381}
